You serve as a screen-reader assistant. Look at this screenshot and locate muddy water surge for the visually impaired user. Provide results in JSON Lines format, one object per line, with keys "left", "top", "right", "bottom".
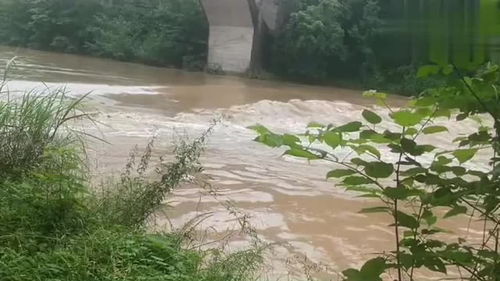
{"left": 0, "top": 46, "right": 486, "bottom": 279}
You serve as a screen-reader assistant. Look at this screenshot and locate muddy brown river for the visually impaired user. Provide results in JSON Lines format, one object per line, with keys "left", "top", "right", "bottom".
{"left": 0, "top": 46, "right": 488, "bottom": 280}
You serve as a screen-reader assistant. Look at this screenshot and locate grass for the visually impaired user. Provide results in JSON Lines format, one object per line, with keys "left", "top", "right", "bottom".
{"left": 0, "top": 73, "right": 263, "bottom": 281}
{"left": 0, "top": 87, "right": 87, "bottom": 178}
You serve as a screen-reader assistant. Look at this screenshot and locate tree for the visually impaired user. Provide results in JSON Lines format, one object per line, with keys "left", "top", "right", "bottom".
{"left": 270, "top": 0, "right": 381, "bottom": 81}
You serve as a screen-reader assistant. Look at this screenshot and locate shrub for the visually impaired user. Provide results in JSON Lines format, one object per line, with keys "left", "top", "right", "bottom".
{"left": 0, "top": 0, "right": 208, "bottom": 69}
{"left": 0, "top": 85, "right": 87, "bottom": 178}
{"left": 270, "top": 0, "right": 381, "bottom": 82}
{"left": 252, "top": 63, "right": 500, "bottom": 280}
{"left": 0, "top": 227, "right": 203, "bottom": 281}
{"left": 366, "top": 64, "right": 446, "bottom": 96}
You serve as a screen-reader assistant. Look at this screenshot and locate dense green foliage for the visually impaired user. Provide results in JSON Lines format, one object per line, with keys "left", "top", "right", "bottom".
{"left": 0, "top": 0, "right": 499, "bottom": 94}
{"left": 0, "top": 79, "right": 262, "bottom": 281}
{"left": 0, "top": 0, "right": 208, "bottom": 69}
{"left": 252, "top": 63, "right": 500, "bottom": 280}
{"left": 270, "top": 0, "right": 381, "bottom": 82}
{"left": 269, "top": 0, "right": 500, "bottom": 94}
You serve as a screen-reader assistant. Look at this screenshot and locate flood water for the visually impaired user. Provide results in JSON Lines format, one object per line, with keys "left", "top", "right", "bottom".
{"left": 0, "top": 46, "right": 487, "bottom": 280}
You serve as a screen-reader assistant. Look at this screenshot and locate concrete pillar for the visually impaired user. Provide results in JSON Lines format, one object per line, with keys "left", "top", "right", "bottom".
{"left": 200, "top": 0, "right": 255, "bottom": 73}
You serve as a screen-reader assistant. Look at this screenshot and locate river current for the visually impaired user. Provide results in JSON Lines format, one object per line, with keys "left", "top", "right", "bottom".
{"left": 1, "top": 46, "right": 486, "bottom": 280}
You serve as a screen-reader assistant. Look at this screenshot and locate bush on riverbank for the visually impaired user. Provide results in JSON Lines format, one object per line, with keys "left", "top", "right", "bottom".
{"left": 0, "top": 0, "right": 208, "bottom": 70}
{"left": 269, "top": 0, "right": 381, "bottom": 84}
{"left": 0, "top": 80, "right": 262, "bottom": 281}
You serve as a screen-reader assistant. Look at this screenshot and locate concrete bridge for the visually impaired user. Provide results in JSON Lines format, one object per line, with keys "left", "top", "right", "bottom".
{"left": 200, "top": 0, "right": 287, "bottom": 73}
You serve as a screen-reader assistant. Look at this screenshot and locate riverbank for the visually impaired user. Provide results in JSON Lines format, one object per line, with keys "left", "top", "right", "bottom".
{"left": 0, "top": 0, "right": 208, "bottom": 70}
{"left": 0, "top": 79, "right": 267, "bottom": 281}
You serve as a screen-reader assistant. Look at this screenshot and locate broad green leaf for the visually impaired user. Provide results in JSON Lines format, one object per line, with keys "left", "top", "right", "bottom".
{"left": 334, "top": 121, "right": 362, "bottom": 132}
{"left": 391, "top": 111, "right": 424, "bottom": 127}
{"left": 383, "top": 130, "right": 402, "bottom": 141}
{"left": 388, "top": 143, "right": 403, "bottom": 153}
{"left": 364, "top": 162, "right": 394, "bottom": 178}
{"left": 360, "top": 129, "right": 376, "bottom": 139}
{"left": 360, "top": 257, "right": 386, "bottom": 278}
{"left": 435, "top": 109, "right": 451, "bottom": 118}
{"left": 478, "top": 250, "right": 497, "bottom": 259}
{"left": 351, "top": 158, "right": 368, "bottom": 166}
{"left": 360, "top": 130, "right": 390, "bottom": 143}
{"left": 423, "top": 126, "right": 448, "bottom": 134}
{"left": 383, "top": 187, "right": 410, "bottom": 200}
{"left": 422, "top": 209, "right": 437, "bottom": 226}
{"left": 416, "top": 107, "right": 433, "bottom": 117}
{"left": 450, "top": 166, "right": 466, "bottom": 176}
{"left": 356, "top": 145, "right": 381, "bottom": 159}
{"left": 401, "top": 138, "right": 424, "bottom": 156}
{"left": 248, "top": 124, "right": 271, "bottom": 135}
{"left": 323, "top": 131, "right": 342, "bottom": 149}
{"left": 400, "top": 253, "right": 414, "bottom": 269}
{"left": 405, "top": 127, "right": 418, "bottom": 136}
{"left": 327, "top": 169, "right": 356, "bottom": 178}
{"left": 401, "top": 167, "right": 427, "bottom": 177}
{"left": 362, "top": 110, "right": 382, "bottom": 124}
{"left": 359, "top": 206, "right": 391, "bottom": 214}
{"left": 396, "top": 211, "right": 420, "bottom": 229}
{"left": 342, "top": 258, "right": 386, "bottom": 281}
{"left": 443, "top": 205, "right": 467, "bottom": 218}
{"left": 282, "top": 134, "right": 300, "bottom": 147}
{"left": 401, "top": 138, "right": 417, "bottom": 151}
{"left": 357, "top": 193, "right": 381, "bottom": 198}
{"left": 422, "top": 126, "right": 448, "bottom": 135}
{"left": 342, "top": 269, "right": 362, "bottom": 281}
{"left": 430, "top": 187, "right": 455, "bottom": 206}
{"left": 420, "top": 145, "right": 436, "bottom": 153}
{"left": 441, "top": 249, "right": 473, "bottom": 265}
{"left": 350, "top": 139, "right": 369, "bottom": 145}
{"left": 468, "top": 130, "right": 491, "bottom": 146}
{"left": 424, "top": 256, "right": 447, "bottom": 274}
{"left": 250, "top": 125, "right": 284, "bottom": 147}
{"left": 254, "top": 133, "right": 283, "bottom": 147}
{"left": 468, "top": 170, "right": 487, "bottom": 178}
{"left": 436, "top": 156, "right": 453, "bottom": 165}
{"left": 343, "top": 176, "right": 372, "bottom": 185}
{"left": 285, "top": 148, "right": 319, "bottom": 160}
{"left": 453, "top": 149, "right": 478, "bottom": 164}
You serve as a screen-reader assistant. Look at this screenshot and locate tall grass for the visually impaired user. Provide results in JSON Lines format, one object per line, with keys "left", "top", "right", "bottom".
{"left": 0, "top": 72, "right": 263, "bottom": 281}
{"left": 0, "top": 86, "right": 87, "bottom": 177}
{"left": 95, "top": 127, "right": 213, "bottom": 228}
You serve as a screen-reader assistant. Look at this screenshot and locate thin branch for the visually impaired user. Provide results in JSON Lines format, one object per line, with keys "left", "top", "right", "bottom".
{"left": 453, "top": 65, "right": 497, "bottom": 120}
{"left": 393, "top": 127, "right": 406, "bottom": 281}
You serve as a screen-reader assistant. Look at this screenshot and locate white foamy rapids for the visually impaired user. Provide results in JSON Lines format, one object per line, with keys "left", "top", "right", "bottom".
{"left": 176, "top": 99, "right": 365, "bottom": 132}
{"left": 91, "top": 98, "right": 491, "bottom": 203}
{"left": 84, "top": 95, "right": 493, "bottom": 281}
{"left": 2, "top": 80, "right": 163, "bottom": 100}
